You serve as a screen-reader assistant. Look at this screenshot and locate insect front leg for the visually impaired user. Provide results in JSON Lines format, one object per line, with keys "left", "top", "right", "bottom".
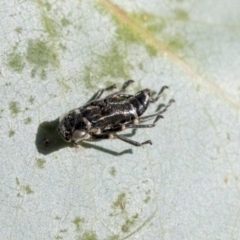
{"left": 149, "top": 86, "right": 169, "bottom": 103}
{"left": 138, "top": 99, "right": 175, "bottom": 122}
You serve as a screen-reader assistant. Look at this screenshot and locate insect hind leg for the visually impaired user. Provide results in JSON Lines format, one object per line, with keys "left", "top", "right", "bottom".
{"left": 91, "top": 132, "right": 152, "bottom": 147}
{"left": 114, "top": 134, "right": 152, "bottom": 147}
{"left": 149, "top": 86, "right": 169, "bottom": 103}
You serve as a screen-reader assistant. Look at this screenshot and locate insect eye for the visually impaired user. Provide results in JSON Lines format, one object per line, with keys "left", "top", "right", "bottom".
{"left": 72, "top": 130, "right": 87, "bottom": 143}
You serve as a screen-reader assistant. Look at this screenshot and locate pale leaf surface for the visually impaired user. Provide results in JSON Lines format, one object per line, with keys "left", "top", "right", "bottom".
{"left": 0, "top": 0, "right": 240, "bottom": 239}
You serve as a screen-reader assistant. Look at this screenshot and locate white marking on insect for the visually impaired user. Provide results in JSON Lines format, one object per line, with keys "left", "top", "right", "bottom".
{"left": 134, "top": 118, "right": 139, "bottom": 125}
{"left": 109, "top": 134, "right": 114, "bottom": 139}
{"left": 74, "top": 109, "right": 80, "bottom": 114}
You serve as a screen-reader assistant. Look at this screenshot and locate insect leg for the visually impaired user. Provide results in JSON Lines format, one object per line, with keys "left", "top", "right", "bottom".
{"left": 139, "top": 99, "right": 175, "bottom": 122}
{"left": 91, "top": 132, "right": 151, "bottom": 146}
{"left": 97, "top": 79, "right": 134, "bottom": 100}
{"left": 126, "top": 115, "right": 163, "bottom": 128}
{"left": 157, "top": 98, "right": 175, "bottom": 114}
{"left": 91, "top": 133, "right": 111, "bottom": 140}
{"left": 93, "top": 84, "right": 117, "bottom": 100}
{"left": 126, "top": 98, "right": 174, "bottom": 128}
{"left": 87, "top": 84, "right": 117, "bottom": 103}
{"left": 149, "top": 86, "right": 169, "bottom": 103}
{"left": 102, "top": 80, "right": 134, "bottom": 101}
{"left": 121, "top": 79, "right": 134, "bottom": 91}
{"left": 114, "top": 134, "right": 152, "bottom": 147}
{"left": 126, "top": 123, "right": 155, "bottom": 128}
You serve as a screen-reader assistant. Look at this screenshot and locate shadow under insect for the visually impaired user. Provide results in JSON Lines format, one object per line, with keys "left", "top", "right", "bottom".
{"left": 35, "top": 118, "right": 134, "bottom": 156}
{"left": 35, "top": 118, "right": 69, "bottom": 155}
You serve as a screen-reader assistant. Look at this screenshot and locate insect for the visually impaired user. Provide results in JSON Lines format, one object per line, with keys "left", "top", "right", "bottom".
{"left": 58, "top": 80, "right": 174, "bottom": 147}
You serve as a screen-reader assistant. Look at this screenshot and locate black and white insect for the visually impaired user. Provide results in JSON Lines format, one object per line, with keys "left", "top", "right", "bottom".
{"left": 58, "top": 80, "right": 174, "bottom": 147}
